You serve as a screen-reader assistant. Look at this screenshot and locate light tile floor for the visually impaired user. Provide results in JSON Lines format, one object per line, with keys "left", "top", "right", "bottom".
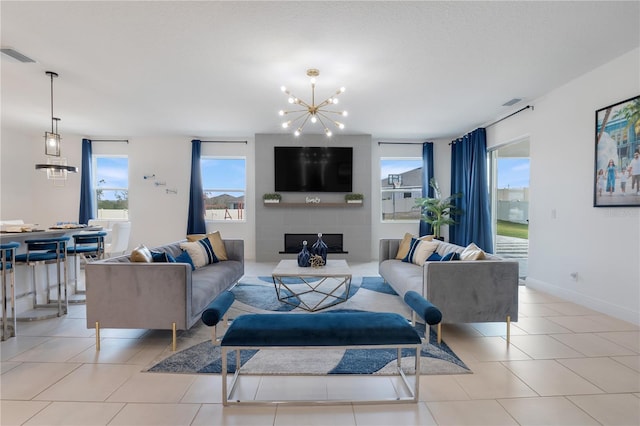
{"left": 1, "top": 261, "right": 639, "bottom": 425}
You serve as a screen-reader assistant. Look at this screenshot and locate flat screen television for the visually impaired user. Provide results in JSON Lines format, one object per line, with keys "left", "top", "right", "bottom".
{"left": 274, "top": 146, "right": 353, "bottom": 192}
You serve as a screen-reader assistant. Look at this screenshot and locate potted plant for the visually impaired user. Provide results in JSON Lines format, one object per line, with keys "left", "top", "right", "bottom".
{"left": 345, "top": 193, "right": 364, "bottom": 204}
{"left": 415, "top": 178, "right": 462, "bottom": 240}
{"left": 263, "top": 193, "right": 282, "bottom": 203}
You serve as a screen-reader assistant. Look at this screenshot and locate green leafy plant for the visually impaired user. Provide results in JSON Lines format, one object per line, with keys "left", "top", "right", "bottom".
{"left": 344, "top": 193, "right": 364, "bottom": 201}
{"left": 262, "top": 193, "right": 282, "bottom": 201}
{"left": 415, "top": 178, "right": 462, "bottom": 239}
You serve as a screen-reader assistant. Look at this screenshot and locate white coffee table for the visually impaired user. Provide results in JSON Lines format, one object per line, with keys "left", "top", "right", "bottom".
{"left": 271, "top": 259, "right": 352, "bottom": 312}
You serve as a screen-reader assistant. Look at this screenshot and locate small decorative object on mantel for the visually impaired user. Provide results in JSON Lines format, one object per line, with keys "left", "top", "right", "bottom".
{"left": 345, "top": 193, "right": 364, "bottom": 203}
{"left": 263, "top": 193, "right": 281, "bottom": 203}
{"left": 310, "top": 254, "right": 325, "bottom": 268}
{"left": 311, "top": 233, "right": 328, "bottom": 264}
{"left": 305, "top": 196, "right": 321, "bottom": 204}
{"left": 297, "top": 240, "right": 311, "bottom": 267}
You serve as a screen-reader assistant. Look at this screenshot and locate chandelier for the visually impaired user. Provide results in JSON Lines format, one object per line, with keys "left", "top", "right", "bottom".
{"left": 35, "top": 71, "right": 78, "bottom": 183}
{"left": 279, "top": 68, "right": 347, "bottom": 137}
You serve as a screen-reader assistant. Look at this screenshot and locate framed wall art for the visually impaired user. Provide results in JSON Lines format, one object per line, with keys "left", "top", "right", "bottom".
{"left": 594, "top": 95, "right": 640, "bottom": 207}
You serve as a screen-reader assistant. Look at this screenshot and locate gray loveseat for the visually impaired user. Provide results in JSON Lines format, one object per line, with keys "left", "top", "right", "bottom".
{"left": 379, "top": 238, "right": 518, "bottom": 341}
{"left": 85, "top": 239, "right": 244, "bottom": 349}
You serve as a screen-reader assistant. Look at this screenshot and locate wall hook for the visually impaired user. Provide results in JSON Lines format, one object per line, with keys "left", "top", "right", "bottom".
{"left": 143, "top": 174, "right": 156, "bottom": 180}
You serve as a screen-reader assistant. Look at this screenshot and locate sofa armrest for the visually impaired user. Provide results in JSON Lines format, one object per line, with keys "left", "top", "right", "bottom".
{"left": 423, "top": 260, "right": 519, "bottom": 323}
{"left": 223, "top": 239, "right": 244, "bottom": 264}
{"left": 379, "top": 239, "right": 401, "bottom": 264}
{"left": 85, "top": 262, "right": 192, "bottom": 330}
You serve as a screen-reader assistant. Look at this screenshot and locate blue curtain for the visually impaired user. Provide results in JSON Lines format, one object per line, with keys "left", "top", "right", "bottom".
{"left": 78, "top": 138, "right": 95, "bottom": 224}
{"left": 187, "top": 139, "right": 206, "bottom": 235}
{"left": 449, "top": 128, "right": 493, "bottom": 252}
{"left": 419, "top": 142, "right": 434, "bottom": 236}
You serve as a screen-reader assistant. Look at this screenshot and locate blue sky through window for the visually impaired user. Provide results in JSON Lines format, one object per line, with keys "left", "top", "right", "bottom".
{"left": 96, "top": 157, "right": 128, "bottom": 187}
{"left": 380, "top": 159, "right": 422, "bottom": 178}
{"left": 202, "top": 158, "right": 246, "bottom": 190}
{"left": 498, "top": 158, "right": 530, "bottom": 188}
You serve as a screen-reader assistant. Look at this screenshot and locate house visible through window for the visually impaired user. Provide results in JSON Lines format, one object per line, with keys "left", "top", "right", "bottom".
{"left": 94, "top": 156, "right": 129, "bottom": 220}
{"left": 381, "top": 158, "right": 422, "bottom": 221}
{"left": 201, "top": 157, "right": 246, "bottom": 222}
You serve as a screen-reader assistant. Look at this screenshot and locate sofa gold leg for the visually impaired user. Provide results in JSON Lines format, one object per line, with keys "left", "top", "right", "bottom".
{"left": 172, "top": 322, "right": 177, "bottom": 351}
{"left": 506, "top": 315, "right": 511, "bottom": 344}
{"left": 95, "top": 321, "right": 100, "bottom": 351}
{"left": 437, "top": 323, "right": 442, "bottom": 345}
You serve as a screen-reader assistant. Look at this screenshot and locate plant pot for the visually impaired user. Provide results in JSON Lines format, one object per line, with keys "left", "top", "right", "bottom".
{"left": 346, "top": 200, "right": 362, "bottom": 204}
{"left": 264, "top": 199, "right": 280, "bottom": 204}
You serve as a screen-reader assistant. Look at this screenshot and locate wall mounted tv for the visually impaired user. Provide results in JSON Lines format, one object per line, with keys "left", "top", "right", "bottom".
{"left": 274, "top": 146, "right": 353, "bottom": 192}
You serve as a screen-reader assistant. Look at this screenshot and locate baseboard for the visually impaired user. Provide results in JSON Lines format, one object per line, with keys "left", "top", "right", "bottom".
{"left": 525, "top": 277, "right": 640, "bottom": 326}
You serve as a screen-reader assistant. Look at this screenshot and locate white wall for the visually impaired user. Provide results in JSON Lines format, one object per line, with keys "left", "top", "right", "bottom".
{"left": 0, "top": 131, "right": 256, "bottom": 259}
{"left": 488, "top": 48, "right": 640, "bottom": 325}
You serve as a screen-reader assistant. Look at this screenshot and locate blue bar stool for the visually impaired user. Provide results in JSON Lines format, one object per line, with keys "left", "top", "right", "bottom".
{"left": 14, "top": 237, "right": 70, "bottom": 320}
{"left": 1, "top": 241, "right": 20, "bottom": 340}
{"left": 66, "top": 232, "right": 107, "bottom": 303}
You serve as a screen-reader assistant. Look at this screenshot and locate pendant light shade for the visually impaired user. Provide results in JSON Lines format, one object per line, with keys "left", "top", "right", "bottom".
{"left": 35, "top": 70, "right": 77, "bottom": 181}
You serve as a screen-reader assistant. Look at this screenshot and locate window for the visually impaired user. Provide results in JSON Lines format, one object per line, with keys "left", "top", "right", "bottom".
{"left": 201, "top": 157, "right": 246, "bottom": 222}
{"left": 94, "top": 156, "right": 129, "bottom": 219}
{"left": 380, "top": 158, "right": 422, "bottom": 221}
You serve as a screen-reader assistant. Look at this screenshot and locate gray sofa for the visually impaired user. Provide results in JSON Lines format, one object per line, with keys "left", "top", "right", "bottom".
{"left": 379, "top": 238, "right": 518, "bottom": 340}
{"left": 85, "top": 239, "right": 244, "bottom": 348}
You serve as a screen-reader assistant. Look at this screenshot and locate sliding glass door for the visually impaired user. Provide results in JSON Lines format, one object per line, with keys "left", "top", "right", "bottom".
{"left": 489, "top": 138, "right": 530, "bottom": 279}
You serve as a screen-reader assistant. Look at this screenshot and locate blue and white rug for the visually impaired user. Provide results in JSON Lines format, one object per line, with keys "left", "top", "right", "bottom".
{"left": 146, "top": 276, "right": 470, "bottom": 375}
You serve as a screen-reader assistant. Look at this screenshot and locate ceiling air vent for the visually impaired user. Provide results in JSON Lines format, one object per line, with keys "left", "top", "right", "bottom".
{"left": 1, "top": 48, "right": 36, "bottom": 63}
{"left": 502, "top": 98, "right": 522, "bottom": 107}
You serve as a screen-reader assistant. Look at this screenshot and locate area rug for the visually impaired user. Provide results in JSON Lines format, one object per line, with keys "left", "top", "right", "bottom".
{"left": 146, "top": 276, "right": 471, "bottom": 376}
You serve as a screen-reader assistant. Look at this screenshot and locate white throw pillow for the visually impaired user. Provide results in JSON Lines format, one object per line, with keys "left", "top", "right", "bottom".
{"left": 179, "top": 238, "right": 218, "bottom": 268}
{"left": 460, "top": 242, "right": 486, "bottom": 260}
{"left": 403, "top": 238, "right": 440, "bottom": 266}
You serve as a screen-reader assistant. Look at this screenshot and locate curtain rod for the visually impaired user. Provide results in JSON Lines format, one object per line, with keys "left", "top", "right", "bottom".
{"left": 199, "top": 140, "right": 248, "bottom": 144}
{"left": 378, "top": 141, "right": 426, "bottom": 145}
{"left": 451, "top": 105, "right": 533, "bottom": 144}
{"left": 486, "top": 105, "right": 533, "bottom": 128}
{"left": 91, "top": 139, "right": 129, "bottom": 143}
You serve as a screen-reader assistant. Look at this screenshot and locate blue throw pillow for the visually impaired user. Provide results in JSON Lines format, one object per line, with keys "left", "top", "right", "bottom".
{"left": 441, "top": 252, "right": 460, "bottom": 261}
{"left": 427, "top": 252, "right": 442, "bottom": 261}
{"left": 174, "top": 250, "right": 195, "bottom": 270}
{"left": 151, "top": 251, "right": 176, "bottom": 263}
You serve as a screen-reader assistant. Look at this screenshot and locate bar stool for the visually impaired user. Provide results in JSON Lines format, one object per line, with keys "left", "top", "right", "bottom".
{"left": 66, "top": 231, "right": 106, "bottom": 303}
{"left": 1, "top": 241, "right": 19, "bottom": 340}
{"left": 14, "top": 237, "right": 70, "bottom": 320}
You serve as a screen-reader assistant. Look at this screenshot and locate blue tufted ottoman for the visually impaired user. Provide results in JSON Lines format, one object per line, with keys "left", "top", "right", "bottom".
{"left": 219, "top": 311, "right": 422, "bottom": 405}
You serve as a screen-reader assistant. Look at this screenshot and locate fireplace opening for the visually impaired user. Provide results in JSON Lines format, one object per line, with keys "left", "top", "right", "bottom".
{"left": 280, "top": 233, "right": 347, "bottom": 254}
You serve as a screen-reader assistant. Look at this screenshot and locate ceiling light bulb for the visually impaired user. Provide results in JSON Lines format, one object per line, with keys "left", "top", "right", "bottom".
{"left": 338, "top": 123, "right": 345, "bottom": 130}
{"left": 342, "top": 111, "right": 348, "bottom": 117}
{"left": 325, "top": 129, "right": 332, "bottom": 137}
{"left": 47, "top": 136, "right": 57, "bottom": 147}
{"left": 311, "top": 115, "right": 317, "bottom": 123}
{"left": 281, "top": 86, "right": 287, "bottom": 92}
{"left": 278, "top": 110, "right": 285, "bottom": 116}
{"left": 282, "top": 122, "right": 290, "bottom": 128}
{"left": 294, "top": 129, "right": 301, "bottom": 137}
{"left": 332, "top": 98, "right": 339, "bottom": 105}
{"left": 288, "top": 97, "right": 295, "bottom": 104}
{"left": 310, "top": 77, "right": 316, "bottom": 85}
{"left": 340, "top": 87, "right": 346, "bottom": 93}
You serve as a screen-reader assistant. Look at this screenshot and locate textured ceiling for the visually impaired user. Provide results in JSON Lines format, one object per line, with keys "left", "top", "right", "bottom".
{"left": 1, "top": 1, "right": 639, "bottom": 141}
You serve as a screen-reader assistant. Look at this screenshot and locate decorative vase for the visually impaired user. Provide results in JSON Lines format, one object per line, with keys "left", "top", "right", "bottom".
{"left": 297, "top": 240, "right": 311, "bottom": 267}
{"left": 311, "top": 233, "right": 328, "bottom": 264}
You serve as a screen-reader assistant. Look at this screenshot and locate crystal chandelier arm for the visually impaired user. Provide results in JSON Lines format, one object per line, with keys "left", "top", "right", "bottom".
{"left": 282, "top": 88, "right": 312, "bottom": 109}
{"left": 280, "top": 108, "right": 310, "bottom": 115}
{"left": 315, "top": 114, "right": 331, "bottom": 134}
{"left": 317, "top": 111, "right": 345, "bottom": 129}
